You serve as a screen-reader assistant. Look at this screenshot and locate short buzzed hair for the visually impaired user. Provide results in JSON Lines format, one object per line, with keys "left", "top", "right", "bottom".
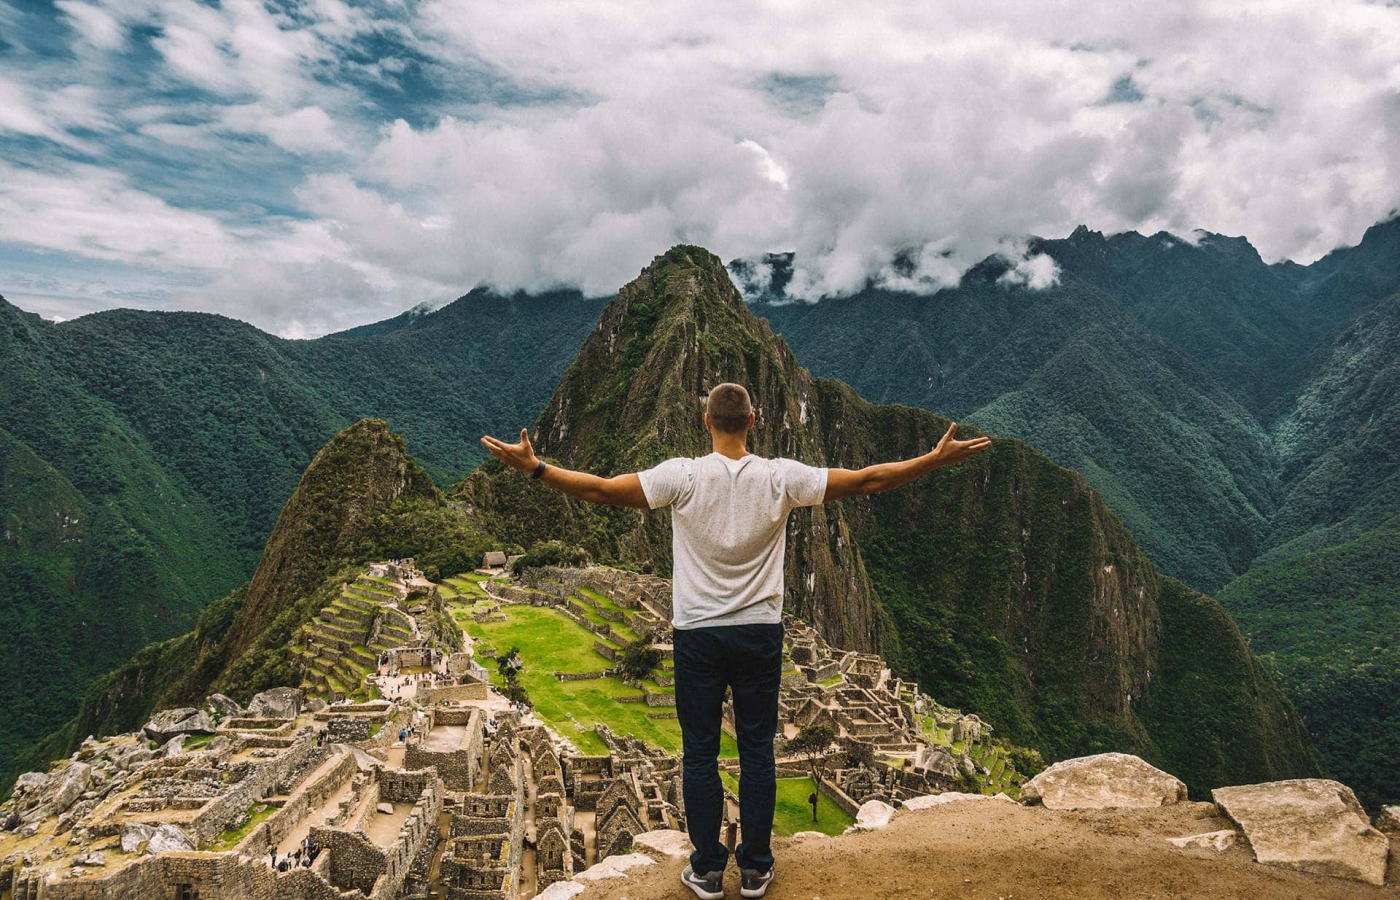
{"left": 706, "top": 383, "right": 753, "bottom": 434}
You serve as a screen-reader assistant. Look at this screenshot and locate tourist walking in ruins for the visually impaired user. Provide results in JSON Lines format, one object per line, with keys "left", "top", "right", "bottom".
{"left": 482, "top": 383, "right": 990, "bottom": 899}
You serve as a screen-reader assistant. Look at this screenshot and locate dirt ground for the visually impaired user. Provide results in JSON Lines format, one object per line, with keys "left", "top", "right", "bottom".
{"left": 571, "top": 800, "right": 1400, "bottom": 900}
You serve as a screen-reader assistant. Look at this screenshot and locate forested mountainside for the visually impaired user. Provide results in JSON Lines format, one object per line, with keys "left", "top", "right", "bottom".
{"left": 13, "top": 419, "right": 494, "bottom": 787}
{"left": 456, "top": 245, "right": 1323, "bottom": 798}
{"left": 746, "top": 219, "right": 1400, "bottom": 807}
{"left": 0, "top": 289, "right": 603, "bottom": 780}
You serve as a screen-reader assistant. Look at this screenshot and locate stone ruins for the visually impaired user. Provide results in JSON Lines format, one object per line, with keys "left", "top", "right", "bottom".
{"left": 0, "top": 560, "right": 1024, "bottom": 900}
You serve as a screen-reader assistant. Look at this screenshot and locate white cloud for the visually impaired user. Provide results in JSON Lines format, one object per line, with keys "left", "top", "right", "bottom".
{"left": 55, "top": 0, "right": 124, "bottom": 50}
{"left": 1, "top": 0, "right": 1399, "bottom": 334}
{"left": 998, "top": 250, "right": 1061, "bottom": 290}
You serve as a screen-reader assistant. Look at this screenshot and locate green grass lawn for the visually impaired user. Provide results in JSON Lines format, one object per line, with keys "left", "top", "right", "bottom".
{"left": 720, "top": 773, "right": 854, "bottom": 836}
{"left": 445, "top": 576, "right": 487, "bottom": 598}
{"left": 467, "top": 605, "right": 735, "bottom": 758}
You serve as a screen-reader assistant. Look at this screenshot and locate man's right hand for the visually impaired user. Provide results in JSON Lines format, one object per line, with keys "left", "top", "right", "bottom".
{"left": 928, "top": 422, "right": 992, "bottom": 468}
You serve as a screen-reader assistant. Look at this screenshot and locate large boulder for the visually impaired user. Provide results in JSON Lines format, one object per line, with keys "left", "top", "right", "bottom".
{"left": 247, "top": 687, "right": 303, "bottom": 720}
{"left": 1377, "top": 806, "right": 1400, "bottom": 835}
{"left": 120, "top": 823, "right": 155, "bottom": 854}
{"left": 205, "top": 693, "right": 244, "bottom": 719}
{"left": 50, "top": 762, "right": 92, "bottom": 813}
{"left": 574, "top": 853, "right": 654, "bottom": 883}
{"left": 631, "top": 829, "right": 693, "bottom": 861}
{"left": 144, "top": 823, "right": 196, "bottom": 855}
{"left": 851, "top": 799, "right": 896, "bottom": 831}
{"left": 1020, "top": 753, "right": 1187, "bottom": 810}
{"left": 1212, "top": 780, "right": 1390, "bottom": 886}
{"left": 143, "top": 708, "right": 214, "bottom": 743}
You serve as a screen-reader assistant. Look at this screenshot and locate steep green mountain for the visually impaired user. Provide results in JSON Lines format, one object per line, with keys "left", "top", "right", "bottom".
{"left": 458, "top": 245, "right": 1322, "bottom": 796}
{"left": 1264, "top": 289, "right": 1400, "bottom": 562}
{"left": 752, "top": 259, "right": 1276, "bottom": 593}
{"left": 1215, "top": 286, "right": 1400, "bottom": 808}
{"left": 1218, "top": 529, "right": 1400, "bottom": 809}
{"left": 745, "top": 221, "right": 1400, "bottom": 807}
{"left": 13, "top": 419, "right": 490, "bottom": 784}
{"left": 0, "top": 289, "right": 603, "bottom": 778}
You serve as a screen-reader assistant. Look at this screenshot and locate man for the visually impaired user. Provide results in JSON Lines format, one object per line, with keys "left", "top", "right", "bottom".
{"left": 481, "top": 383, "right": 990, "bottom": 899}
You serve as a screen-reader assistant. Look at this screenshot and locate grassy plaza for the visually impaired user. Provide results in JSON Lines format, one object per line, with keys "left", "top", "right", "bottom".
{"left": 465, "top": 604, "right": 737, "bottom": 758}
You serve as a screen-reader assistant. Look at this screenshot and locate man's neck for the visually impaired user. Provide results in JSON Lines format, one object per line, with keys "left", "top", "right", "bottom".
{"left": 711, "top": 432, "right": 750, "bottom": 460}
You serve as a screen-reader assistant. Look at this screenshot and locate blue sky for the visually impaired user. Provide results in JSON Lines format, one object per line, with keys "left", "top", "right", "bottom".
{"left": 1, "top": 0, "right": 1398, "bottom": 336}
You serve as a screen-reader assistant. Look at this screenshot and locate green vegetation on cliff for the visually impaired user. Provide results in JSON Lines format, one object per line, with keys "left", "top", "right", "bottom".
{"left": 0, "top": 289, "right": 602, "bottom": 779}
{"left": 1218, "top": 530, "right": 1400, "bottom": 809}
{"left": 8, "top": 419, "right": 493, "bottom": 787}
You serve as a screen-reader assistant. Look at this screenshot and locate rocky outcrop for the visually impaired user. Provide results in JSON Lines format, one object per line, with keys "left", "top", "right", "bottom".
{"left": 205, "top": 693, "right": 244, "bottom": 718}
{"left": 1212, "top": 780, "right": 1390, "bottom": 885}
{"left": 143, "top": 708, "right": 215, "bottom": 743}
{"left": 145, "top": 823, "right": 196, "bottom": 855}
{"left": 1021, "top": 753, "right": 1188, "bottom": 810}
{"left": 247, "top": 687, "right": 303, "bottom": 720}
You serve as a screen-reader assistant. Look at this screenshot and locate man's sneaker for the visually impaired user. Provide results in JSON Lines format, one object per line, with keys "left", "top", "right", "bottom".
{"left": 740, "top": 867, "right": 774, "bottom": 898}
{"left": 681, "top": 865, "right": 725, "bottom": 900}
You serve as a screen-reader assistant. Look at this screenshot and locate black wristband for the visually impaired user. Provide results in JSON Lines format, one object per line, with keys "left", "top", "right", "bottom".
{"left": 531, "top": 460, "right": 547, "bottom": 480}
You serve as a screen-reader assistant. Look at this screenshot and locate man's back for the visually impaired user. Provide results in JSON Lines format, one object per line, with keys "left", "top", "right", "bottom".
{"left": 639, "top": 452, "right": 827, "bottom": 629}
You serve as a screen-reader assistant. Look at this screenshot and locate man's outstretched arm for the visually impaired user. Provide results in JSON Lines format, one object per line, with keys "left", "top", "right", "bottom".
{"left": 823, "top": 422, "right": 991, "bottom": 503}
{"left": 480, "top": 429, "right": 650, "bottom": 509}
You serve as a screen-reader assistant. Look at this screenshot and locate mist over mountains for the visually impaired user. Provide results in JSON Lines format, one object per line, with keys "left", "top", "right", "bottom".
{"left": 2, "top": 215, "right": 1397, "bottom": 805}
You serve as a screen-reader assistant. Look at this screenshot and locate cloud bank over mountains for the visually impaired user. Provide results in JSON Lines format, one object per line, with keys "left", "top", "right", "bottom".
{"left": 1, "top": 0, "right": 1398, "bottom": 335}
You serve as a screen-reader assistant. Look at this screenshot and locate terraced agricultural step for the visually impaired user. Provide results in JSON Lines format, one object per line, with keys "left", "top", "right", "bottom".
{"left": 323, "top": 610, "right": 371, "bottom": 636}
{"left": 312, "top": 620, "right": 364, "bottom": 644}
{"left": 340, "top": 592, "right": 379, "bottom": 613}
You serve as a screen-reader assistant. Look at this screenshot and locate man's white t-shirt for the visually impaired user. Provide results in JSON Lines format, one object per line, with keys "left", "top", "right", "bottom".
{"left": 637, "top": 453, "right": 828, "bottom": 629}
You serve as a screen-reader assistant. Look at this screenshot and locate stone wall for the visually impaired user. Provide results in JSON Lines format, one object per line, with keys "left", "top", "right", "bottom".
{"left": 416, "top": 683, "right": 490, "bottom": 704}
{"left": 403, "top": 711, "right": 483, "bottom": 791}
{"left": 311, "top": 769, "right": 442, "bottom": 900}
{"left": 37, "top": 849, "right": 358, "bottom": 900}
{"left": 188, "top": 738, "right": 318, "bottom": 844}
{"left": 240, "top": 750, "right": 359, "bottom": 857}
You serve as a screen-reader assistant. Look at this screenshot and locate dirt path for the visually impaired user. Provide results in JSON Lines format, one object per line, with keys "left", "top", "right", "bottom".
{"left": 572, "top": 800, "right": 1400, "bottom": 900}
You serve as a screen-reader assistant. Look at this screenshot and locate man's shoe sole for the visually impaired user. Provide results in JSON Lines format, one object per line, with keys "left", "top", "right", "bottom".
{"left": 681, "top": 870, "right": 724, "bottom": 900}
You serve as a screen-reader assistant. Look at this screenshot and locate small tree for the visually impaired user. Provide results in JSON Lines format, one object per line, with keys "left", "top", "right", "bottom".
{"left": 497, "top": 646, "right": 523, "bottom": 682}
{"left": 786, "top": 724, "right": 837, "bottom": 819}
{"left": 617, "top": 639, "right": 663, "bottom": 682}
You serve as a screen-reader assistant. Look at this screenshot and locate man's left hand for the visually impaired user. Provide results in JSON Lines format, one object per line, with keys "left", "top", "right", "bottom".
{"left": 480, "top": 428, "right": 540, "bottom": 473}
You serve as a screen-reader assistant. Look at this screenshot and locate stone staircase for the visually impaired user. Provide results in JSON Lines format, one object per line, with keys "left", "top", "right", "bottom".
{"left": 292, "top": 572, "right": 414, "bottom": 701}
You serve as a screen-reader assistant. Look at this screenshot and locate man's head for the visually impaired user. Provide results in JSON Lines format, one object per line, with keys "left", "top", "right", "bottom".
{"left": 705, "top": 382, "right": 754, "bottom": 435}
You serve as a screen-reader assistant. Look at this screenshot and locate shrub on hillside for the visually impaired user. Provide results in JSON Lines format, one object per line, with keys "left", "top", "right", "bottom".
{"left": 514, "top": 540, "right": 591, "bottom": 571}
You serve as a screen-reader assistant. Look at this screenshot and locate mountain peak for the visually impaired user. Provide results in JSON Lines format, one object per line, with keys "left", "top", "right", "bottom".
{"left": 532, "top": 244, "right": 815, "bottom": 474}
{"left": 224, "top": 419, "right": 439, "bottom": 661}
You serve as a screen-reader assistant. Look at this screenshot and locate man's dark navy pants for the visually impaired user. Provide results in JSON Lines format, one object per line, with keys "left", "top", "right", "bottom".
{"left": 672, "top": 621, "right": 783, "bottom": 875}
